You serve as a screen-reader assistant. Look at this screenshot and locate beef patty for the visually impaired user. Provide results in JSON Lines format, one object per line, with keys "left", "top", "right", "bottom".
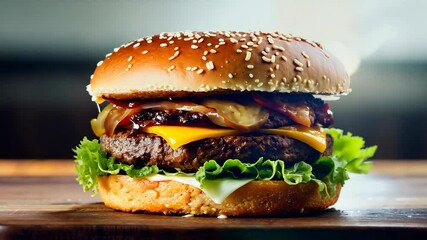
{"left": 100, "top": 131, "right": 333, "bottom": 171}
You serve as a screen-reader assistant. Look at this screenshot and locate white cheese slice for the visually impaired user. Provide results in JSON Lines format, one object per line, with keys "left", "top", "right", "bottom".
{"left": 146, "top": 174, "right": 253, "bottom": 204}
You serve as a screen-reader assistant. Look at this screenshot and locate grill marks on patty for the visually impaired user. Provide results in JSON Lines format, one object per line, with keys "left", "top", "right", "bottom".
{"left": 100, "top": 130, "right": 333, "bottom": 171}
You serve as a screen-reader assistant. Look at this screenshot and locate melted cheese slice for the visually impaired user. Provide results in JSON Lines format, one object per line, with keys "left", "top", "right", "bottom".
{"left": 260, "top": 126, "right": 327, "bottom": 152}
{"left": 144, "top": 126, "right": 238, "bottom": 150}
{"left": 143, "top": 125, "right": 326, "bottom": 152}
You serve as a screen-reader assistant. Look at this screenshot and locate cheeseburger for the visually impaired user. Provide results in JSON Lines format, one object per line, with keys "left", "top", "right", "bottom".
{"left": 74, "top": 31, "right": 376, "bottom": 216}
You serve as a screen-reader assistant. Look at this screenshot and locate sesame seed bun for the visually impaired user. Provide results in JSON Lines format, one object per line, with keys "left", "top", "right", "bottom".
{"left": 88, "top": 31, "right": 350, "bottom": 103}
{"left": 98, "top": 175, "right": 341, "bottom": 216}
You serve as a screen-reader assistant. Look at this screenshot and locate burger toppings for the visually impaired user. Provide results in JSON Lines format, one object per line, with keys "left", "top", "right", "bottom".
{"left": 91, "top": 94, "right": 333, "bottom": 147}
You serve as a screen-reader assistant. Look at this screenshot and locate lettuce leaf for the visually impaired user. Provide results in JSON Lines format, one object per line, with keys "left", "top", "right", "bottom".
{"left": 73, "top": 128, "right": 376, "bottom": 197}
{"left": 73, "top": 137, "right": 159, "bottom": 194}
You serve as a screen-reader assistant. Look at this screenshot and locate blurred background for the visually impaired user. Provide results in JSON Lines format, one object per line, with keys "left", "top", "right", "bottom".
{"left": 1, "top": 0, "right": 426, "bottom": 159}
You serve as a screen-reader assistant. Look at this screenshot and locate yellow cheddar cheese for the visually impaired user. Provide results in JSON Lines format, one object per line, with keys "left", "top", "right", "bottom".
{"left": 143, "top": 126, "right": 238, "bottom": 150}
{"left": 143, "top": 125, "right": 326, "bottom": 152}
{"left": 259, "top": 126, "right": 326, "bottom": 152}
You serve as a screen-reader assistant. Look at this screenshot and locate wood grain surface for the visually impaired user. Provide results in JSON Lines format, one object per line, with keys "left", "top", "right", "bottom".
{"left": 0, "top": 160, "right": 426, "bottom": 239}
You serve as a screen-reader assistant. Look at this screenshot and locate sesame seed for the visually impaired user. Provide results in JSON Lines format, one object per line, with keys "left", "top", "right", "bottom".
{"left": 113, "top": 47, "right": 120, "bottom": 52}
{"left": 265, "top": 47, "right": 271, "bottom": 53}
{"left": 198, "top": 38, "right": 204, "bottom": 43}
{"left": 262, "top": 56, "right": 271, "bottom": 63}
{"left": 247, "top": 64, "right": 254, "bottom": 69}
{"left": 206, "top": 61, "right": 215, "bottom": 70}
{"left": 133, "top": 43, "right": 141, "bottom": 48}
{"left": 222, "top": 80, "right": 227, "bottom": 84}
{"left": 281, "top": 55, "right": 288, "bottom": 61}
{"left": 196, "top": 69, "right": 204, "bottom": 74}
{"left": 191, "top": 67, "right": 198, "bottom": 71}
{"left": 168, "top": 51, "right": 180, "bottom": 60}
{"left": 249, "top": 73, "right": 254, "bottom": 78}
{"left": 257, "top": 82, "right": 264, "bottom": 87}
{"left": 282, "top": 77, "right": 287, "bottom": 83}
{"left": 272, "top": 45, "right": 285, "bottom": 51}
{"left": 267, "top": 37, "right": 274, "bottom": 44}
{"left": 275, "top": 64, "right": 280, "bottom": 70}
{"left": 254, "top": 79, "right": 260, "bottom": 83}
{"left": 142, "top": 50, "right": 149, "bottom": 54}
{"left": 90, "top": 74, "right": 94, "bottom": 79}
{"left": 228, "top": 73, "right": 234, "bottom": 79}
{"left": 236, "top": 49, "right": 243, "bottom": 53}
{"left": 230, "top": 37, "right": 238, "bottom": 43}
{"left": 186, "top": 67, "right": 192, "bottom": 71}
{"left": 275, "top": 52, "right": 280, "bottom": 56}
{"left": 295, "top": 67, "right": 304, "bottom": 72}
{"left": 210, "top": 49, "right": 217, "bottom": 53}
{"left": 202, "top": 56, "right": 207, "bottom": 61}
{"left": 293, "top": 58, "right": 304, "bottom": 67}
{"left": 219, "top": 42, "right": 226, "bottom": 45}
{"left": 168, "top": 65, "right": 176, "bottom": 72}
{"left": 174, "top": 47, "right": 179, "bottom": 51}
{"left": 191, "top": 45, "right": 198, "bottom": 49}
{"left": 207, "top": 43, "right": 212, "bottom": 46}
{"left": 271, "top": 55, "right": 276, "bottom": 63}
{"left": 105, "top": 53, "right": 112, "bottom": 57}
{"left": 239, "top": 38, "right": 246, "bottom": 42}
{"left": 269, "top": 67, "right": 274, "bottom": 72}
{"left": 147, "top": 40, "right": 152, "bottom": 44}
{"left": 128, "top": 56, "right": 133, "bottom": 62}
{"left": 302, "top": 51, "right": 309, "bottom": 59}
{"left": 169, "top": 40, "right": 174, "bottom": 44}
{"left": 270, "top": 73, "right": 276, "bottom": 78}
{"left": 307, "top": 60, "right": 311, "bottom": 68}
{"left": 247, "top": 41, "right": 254, "bottom": 46}
{"left": 97, "top": 60, "right": 103, "bottom": 67}
{"left": 261, "top": 51, "right": 268, "bottom": 56}
{"left": 296, "top": 75, "right": 302, "bottom": 81}
{"left": 160, "top": 43, "right": 168, "bottom": 47}
{"left": 192, "top": 39, "right": 197, "bottom": 43}
{"left": 241, "top": 44, "right": 248, "bottom": 49}
{"left": 257, "top": 38, "right": 263, "bottom": 44}
{"left": 245, "top": 51, "right": 252, "bottom": 61}
{"left": 215, "top": 45, "right": 220, "bottom": 49}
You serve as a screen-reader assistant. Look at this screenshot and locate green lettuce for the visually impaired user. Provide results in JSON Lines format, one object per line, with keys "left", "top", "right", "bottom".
{"left": 73, "top": 128, "right": 376, "bottom": 197}
{"left": 73, "top": 137, "right": 159, "bottom": 194}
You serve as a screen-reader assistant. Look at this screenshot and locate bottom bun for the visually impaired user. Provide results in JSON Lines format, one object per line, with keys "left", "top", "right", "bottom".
{"left": 98, "top": 175, "right": 341, "bottom": 216}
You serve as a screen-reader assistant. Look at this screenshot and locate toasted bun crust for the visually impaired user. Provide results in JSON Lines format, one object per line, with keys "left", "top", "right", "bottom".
{"left": 98, "top": 175, "right": 341, "bottom": 216}
{"left": 89, "top": 31, "right": 350, "bottom": 103}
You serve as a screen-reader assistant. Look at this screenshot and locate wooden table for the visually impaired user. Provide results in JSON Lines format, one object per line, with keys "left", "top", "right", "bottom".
{"left": 0, "top": 160, "right": 426, "bottom": 239}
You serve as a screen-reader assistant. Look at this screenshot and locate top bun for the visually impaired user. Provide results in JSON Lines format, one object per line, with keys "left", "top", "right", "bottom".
{"left": 88, "top": 31, "right": 350, "bottom": 103}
